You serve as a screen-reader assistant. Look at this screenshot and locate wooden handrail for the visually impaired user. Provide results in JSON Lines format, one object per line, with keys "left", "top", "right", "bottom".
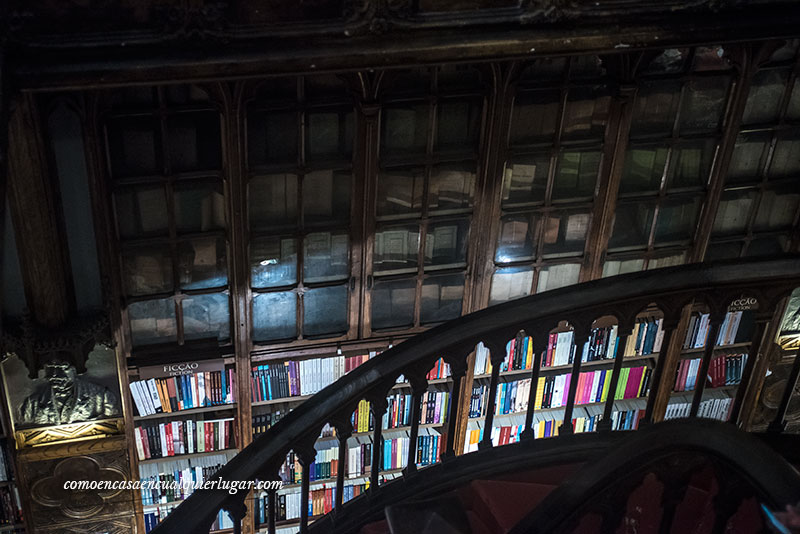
{"left": 151, "top": 257, "right": 800, "bottom": 534}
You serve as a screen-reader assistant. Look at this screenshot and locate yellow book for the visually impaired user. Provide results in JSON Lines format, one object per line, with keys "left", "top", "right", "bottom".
{"left": 617, "top": 368, "right": 630, "bottom": 400}
{"left": 601, "top": 370, "right": 612, "bottom": 403}
{"left": 638, "top": 368, "right": 647, "bottom": 397}
{"left": 535, "top": 377, "right": 546, "bottom": 409}
{"left": 526, "top": 340, "right": 533, "bottom": 370}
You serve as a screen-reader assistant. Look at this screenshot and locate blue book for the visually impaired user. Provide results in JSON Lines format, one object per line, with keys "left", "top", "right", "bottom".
{"left": 596, "top": 371, "right": 606, "bottom": 403}
{"left": 220, "top": 370, "right": 227, "bottom": 405}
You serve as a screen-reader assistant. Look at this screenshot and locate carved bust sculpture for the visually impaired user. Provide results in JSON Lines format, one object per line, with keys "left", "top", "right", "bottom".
{"left": 19, "top": 360, "right": 120, "bottom": 427}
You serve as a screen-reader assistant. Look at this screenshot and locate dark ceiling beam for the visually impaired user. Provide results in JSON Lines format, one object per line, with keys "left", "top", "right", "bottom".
{"left": 7, "top": 5, "right": 800, "bottom": 92}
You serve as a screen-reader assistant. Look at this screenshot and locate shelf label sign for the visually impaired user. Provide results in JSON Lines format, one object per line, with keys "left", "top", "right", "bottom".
{"left": 729, "top": 296, "right": 758, "bottom": 312}
{"left": 139, "top": 360, "right": 224, "bottom": 379}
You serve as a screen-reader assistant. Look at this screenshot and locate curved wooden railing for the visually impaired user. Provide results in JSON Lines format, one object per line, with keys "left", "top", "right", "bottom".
{"left": 508, "top": 418, "right": 800, "bottom": 534}
{"left": 152, "top": 257, "right": 800, "bottom": 534}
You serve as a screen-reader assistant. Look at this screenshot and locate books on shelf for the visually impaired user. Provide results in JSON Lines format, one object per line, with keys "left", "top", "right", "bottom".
{"left": 134, "top": 418, "right": 237, "bottom": 461}
{"left": 673, "top": 354, "right": 747, "bottom": 392}
{"left": 426, "top": 358, "right": 451, "bottom": 380}
{"left": 141, "top": 452, "right": 236, "bottom": 532}
{"left": 682, "top": 311, "right": 753, "bottom": 350}
{"left": 251, "top": 352, "right": 380, "bottom": 403}
{"left": 129, "top": 367, "right": 236, "bottom": 417}
{"left": 664, "top": 394, "right": 733, "bottom": 422}
{"left": 252, "top": 410, "right": 288, "bottom": 439}
{"left": 254, "top": 480, "right": 373, "bottom": 525}
{"left": 469, "top": 366, "right": 652, "bottom": 418}
{"left": 623, "top": 318, "right": 664, "bottom": 357}
{"left": 139, "top": 453, "right": 232, "bottom": 506}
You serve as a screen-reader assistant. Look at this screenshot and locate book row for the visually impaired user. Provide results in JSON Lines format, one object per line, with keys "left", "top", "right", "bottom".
{"left": 138, "top": 452, "right": 235, "bottom": 506}
{"left": 134, "top": 418, "right": 237, "bottom": 460}
{"left": 673, "top": 354, "right": 746, "bottom": 392}
{"left": 254, "top": 482, "right": 370, "bottom": 525}
{"left": 130, "top": 368, "right": 236, "bottom": 417}
{"left": 469, "top": 366, "right": 652, "bottom": 418}
{"left": 251, "top": 354, "right": 359, "bottom": 402}
{"left": 664, "top": 396, "right": 733, "bottom": 421}
{"left": 144, "top": 506, "right": 234, "bottom": 533}
{"left": 140, "top": 460, "right": 228, "bottom": 506}
{"left": 623, "top": 318, "right": 665, "bottom": 357}
{"left": 682, "top": 311, "right": 752, "bottom": 350}
{"left": 384, "top": 390, "right": 451, "bottom": 429}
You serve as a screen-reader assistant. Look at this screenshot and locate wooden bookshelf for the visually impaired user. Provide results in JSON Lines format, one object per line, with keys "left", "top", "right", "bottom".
{"left": 134, "top": 404, "right": 237, "bottom": 422}
{"left": 138, "top": 448, "right": 238, "bottom": 465}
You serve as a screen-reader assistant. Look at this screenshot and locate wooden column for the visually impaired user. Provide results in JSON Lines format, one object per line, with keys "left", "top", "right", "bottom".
{"left": 6, "top": 92, "right": 73, "bottom": 328}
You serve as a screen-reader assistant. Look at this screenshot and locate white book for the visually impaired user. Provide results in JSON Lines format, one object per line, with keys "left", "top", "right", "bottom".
{"left": 187, "top": 420, "right": 194, "bottom": 454}
{"left": 134, "top": 428, "right": 145, "bottom": 460}
{"left": 137, "top": 380, "right": 155, "bottom": 416}
{"left": 553, "top": 375, "right": 565, "bottom": 408}
{"left": 727, "top": 311, "right": 742, "bottom": 345}
{"left": 607, "top": 326, "right": 618, "bottom": 360}
{"left": 653, "top": 319, "right": 665, "bottom": 354}
{"left": 197, "top": 372, "right": 206, "bottom": 406}
{"left": 159, "top": 424, "right": 168, "bottom": 456}
{"left": 130, "top": 381, "right": 149, "bottom": 416}
{"left": 189, "top": 374, "right": 198, "bottom": 409}
{"left": 147, "top": 379, "right": 162, "bottom": 413}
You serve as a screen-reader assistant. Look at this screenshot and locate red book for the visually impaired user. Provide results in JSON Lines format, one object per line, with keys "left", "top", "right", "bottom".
{"left": 506, "top": 338, "right": 515, "bottom": 371}
{"left": 165, "top": 423, "right": 175, "bottom": 456}
{"left": 139, "top": 427, "right": 151, "bottom": 459}
{"left": 500, "top": 426, "right": 511, "bottom": 445}
{"left": 204, "top": 422, "right": 212, "bottom": 451}
{"left": 546, "top": 334, "right": 555, "bottom": 367}
{"left": 391, "top": 439, "right": 397, "bottom": 469}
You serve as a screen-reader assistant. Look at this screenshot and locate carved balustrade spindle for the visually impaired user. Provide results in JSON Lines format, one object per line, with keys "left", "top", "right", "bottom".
{"left": 480, "top": 340, "right": 508, "bottom": 449}
{"left": 561, "top": 328, "right": 590, "bottom": 435}
{"left": 296, "top": 440, "right": 318, "bottom": 533}
{"left": 369, "top": 395, "right": 389, "bottom": 489}
{"left": 521, "top": 333, "right": 546, "bottom": 441}
{"left": 598, "top": 325, "right": 633, "bottom": 433}
{"left": 331, "top": 414, "right": 355, "bottom": 513}
{"left": 442, "top": 353, "right": 469, "bottom": 460}
{"left": 404, "top": 370, "right": 429, "bottom": 475}
{"left": 690, "top": 313, "right": 725, "bottom": 417}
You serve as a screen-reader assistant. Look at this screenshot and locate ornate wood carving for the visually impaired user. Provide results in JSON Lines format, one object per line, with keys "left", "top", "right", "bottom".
{"left": 14, "top": 418, "right": 125, "bottom": 449}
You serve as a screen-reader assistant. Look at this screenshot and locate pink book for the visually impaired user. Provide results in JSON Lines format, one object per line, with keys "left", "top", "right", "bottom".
{"left": 562, "top": 375, "right": 571, "bottom": 406}
{"left": 583, "top": 372, "right": 594, "bottom": 404}
{"left": 625, "top": 367, "right": 644, "bottom": 399}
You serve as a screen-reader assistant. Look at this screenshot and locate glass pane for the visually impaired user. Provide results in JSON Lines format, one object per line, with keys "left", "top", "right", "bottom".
{"left": 630, "top": 81, "right": 681, "bottom": 138}
{"left": 501, "top": 156, "right": 550, "bottom": 206}
{"left": 667, "top": 139, "right": 715, "bottom": 190}
{"left": 128, "top": 298, "right": 177, "bottom": 346}
{"left": 438, "top": 64, "right": 485, "bottom": 91}
{"left": 654, "top": 197, "right": 702, "bottom": 243}
{"left": 107, "top": 116, "right": 159, "bottom": 178}
{"left": 712, "top": 190, "right": 756, "bottom": 236}
{"left": 178, "top": 237, "right": 228, "bottom": 290}
{"left": 372, "top": 278, "right": 416, "bottom": 330}
{"left": 304, "top": 231, "right": 349, "bottom": 283}
{"left": 741, "top": 69, "right": 790, "bottom": 125}
{"left": 561, "top": 86, "right": 610, "bottom": 141}
{"left": 569, "top": 55, "right": 606, "bottom": 79}
{"left": 304, "top": 285, "right": 348, "bottom": 337}
{"left": 174, "top": 182, "right": 225, "bottom": 233}
{"left": 428, "top": 164, "right": 475, "bottom": 213}
{"left": 509, "top": 91, "right": 559, "bottom": 145}
{"left": 787, "top": 78, "right": 800, "bottom": 120}
{"left": 641, "top": 49, "right": 687, "bottom": 75}
{"left": 705, "top": 242, "right": 743, "bottom": 261}
{"left": 421, "top": 273, "right": 464, "bottom": 324}
{"left": 609, "top": 202, "right": 656, "bottom": 250}
{"left": 249, "top": 174, "right": 298, "bottom": 231}
{"left": 647, "top": 252, "right": 686, "bottom": 269}
{"left": 377, "top": 167, "right": 424, "bottom": 218}
{"left": 165, "top": 85, "right": 210, "bottom": 105}
{"left": 496, "top": 214, "right": 539, "bottom": 263}
{"left": 680, "top": 76, "right": 729, "bottom": 134}
{"left": 620, "top": 146, "right": 668, "bottom": 194}
{"left": 602, "top": 258, "right": 644, "bottom": 278}
{"left": 519, "top": 58, "right": 567, "bottom": 83}
{"left": 122, "top": 245, "right": 173, "bottom": 296}
{"left": 769, "top": 134, "right": 800, "bottom": 180}
{"left": 727, "top": 132, "right": 769, "bottom": 184}
{"left": 753, "top": 188, "right": 800, "bottom": 232}
{"left": 490, "top": 267, "right": 533, "bottom": 305}
{"left": 253, "top": 291, "right": 297, "bottom": 341}
{"left": 542, "top": 210, "right": 591, "bottom": 258}
{"left": 374, "top": 225, "right": 419, "bottom": 274}
{"left": 552, "top": 150, "right": 600, "bottom": 200}
{"left": 115, "top": 186, "right": 168, "bottom": 238}
{"left": 536, "top": 263, "right": 580, "bottom": 293}
{"left": 424, "top": 219, "right": 469, "bottom": 268}
{"left": 182, "top": 292, "right": 230, "bottom": 341}
{"left": 692, "top": 46, "right": 729, "bottom": 72}
{"left": 251, "top": 236, "right": 297, "bottom": 288}
{"left": 167, "top": 111, "right": 222, "bottom": 172}
{"left": 436, "top": 99, "right": 481, "bottom": 151}
{"left": 746, "top": 236, "right": 790, "bottom": 257}
{"left": 303, "top": 170, "right": 350, "bottom": 226}
{"left": 247, "top": 111, "right": 298, "bottom": 166}
{"left": 305, "top": 110, "right": 354, "bottom": 160}
{"left": 382, "top": 104, "right": 429, "bottom": 158}
{"left": 305, "top": 74, "right": 349, "bottom": 100}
